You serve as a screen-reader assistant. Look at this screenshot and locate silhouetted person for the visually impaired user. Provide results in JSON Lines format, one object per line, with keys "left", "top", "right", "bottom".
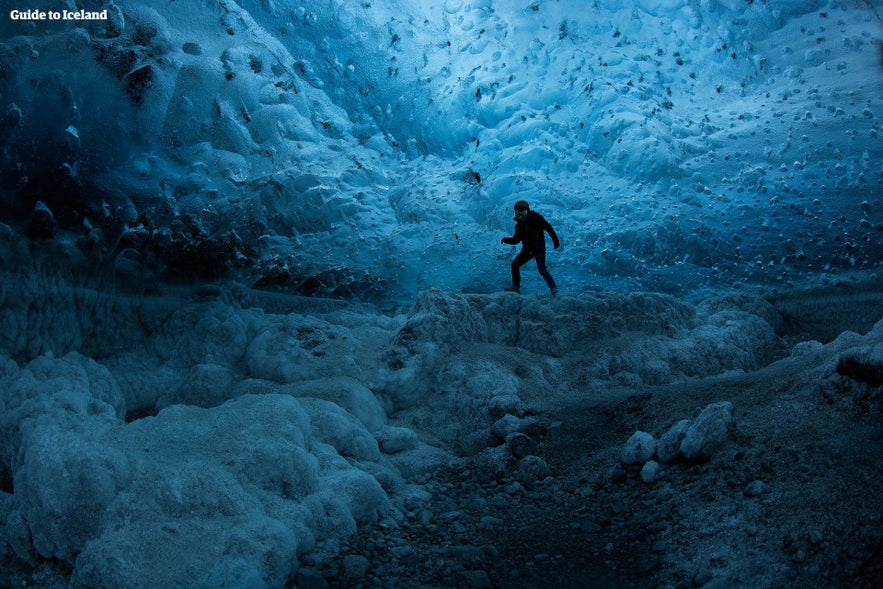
{"left": 501, "top": 200, "right": 560, "bottom": 294}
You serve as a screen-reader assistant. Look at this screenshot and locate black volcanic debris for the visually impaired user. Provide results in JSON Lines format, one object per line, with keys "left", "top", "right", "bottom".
{"left": 251, "top": 258, "right": 386, "bottom": 299}
{"left": 124, "top": 65, "right": 154, "bottom": 105}
{"left": 837, "top": 352, "right": 883, "bottom": 388}
{"left": 24, "top": 201, "right": 57, "bottom": 240}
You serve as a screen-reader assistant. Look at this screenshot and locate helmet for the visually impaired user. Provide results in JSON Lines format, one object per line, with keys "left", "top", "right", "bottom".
{"left": 514, "top": 200, "right": 530, "bottom": 211}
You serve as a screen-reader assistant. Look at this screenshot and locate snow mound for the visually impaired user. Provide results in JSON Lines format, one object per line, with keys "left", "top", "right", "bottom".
{"left": 680, "top": 401, "right": 735, "bottom": 459}
{"left": 1, "top": 351, "right": 396, "bottom": 586}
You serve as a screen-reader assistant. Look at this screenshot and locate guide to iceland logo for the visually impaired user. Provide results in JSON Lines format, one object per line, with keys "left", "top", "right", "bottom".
{"left": 9, "top": 7, "right": 108, "bottom": 20}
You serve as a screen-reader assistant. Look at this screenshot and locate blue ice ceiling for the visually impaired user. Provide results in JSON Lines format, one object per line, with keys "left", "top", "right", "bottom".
{"left": 1, "top": 0, "right": 881, "bottom": 299}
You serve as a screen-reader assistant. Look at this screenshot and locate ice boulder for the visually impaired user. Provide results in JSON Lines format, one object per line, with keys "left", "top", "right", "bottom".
{"left": 0, "top": 353, "right": 124, "bottom": 475}
{"left": 151, "top": 302, "right": 252, "bottom": 367}
{"left": 13, "top": 422, "right": 130, "bottom": 561}
{"left": 72, "top": 514, "right": 298, "bottom": 589}
{"left": 245, "top": 315, "right": 362, "bottom": 383}
{"left": 289, "top": 377, "right": 386, "bottom": 432}
{"left": 621, "top": 430, "right": 657, "bottom": 465}
{"left": 374, "top": 425, "right": 419, "bottom": 454}
{"left": 395, "top": 289, "right": 488, "bottom": 349}
{"left": 2, "top": 352, "right": 125, "bottom": 418}
{"left": 5, "top": 393, "right": 395, "bottom": 587}
{"left": 297, "top": 397, "right": 382, "bottom": 461}
{"left": 157, "top": 362, "right": 236, "bottom": 409}
{"left": 680, "top": 401, "right": 735, "bottom": 459}
{"left": 657, "top": 419, "right": 690, "bottom": 463}
{"left": 640, "top": 460, "right": 660, "bottom": 484}
{"left": 514, "top": 455, "right": 552, "bottom": 489}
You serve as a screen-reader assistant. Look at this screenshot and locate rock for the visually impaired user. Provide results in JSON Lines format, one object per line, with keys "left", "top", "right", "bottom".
{"left": 743, "top": 480, "right": 765, "bottom": 497}
{"left": 692, "top": 567, "right": 713, "bottom": 586}
{"left": 506, "top": 432, "right": 534, "bottom": 459}
{"left": 621, "top": 430, "right": 657, "bottom": 464}
{"left": 291, "top": 568, "right": 328, "bottom": 589}
{"left": 504, "top": 481, "right": 527, "bottom": 495}
{"left": 514, "top": 455, "right": 552, "bottom": 488}
{"left": 657, "top": 419, "right": 690, "bottom": 463}
{"left": 492, "top": 414, "right": 547, "bottom": 440}
{"left": 492, "top": 495, "right": 511, "bottom": 509}
{"left": 680, "top": 401, "right": 734, "bottom": 459}
{"left": 492, "top": 414, "right": 522, "bottom": 438}
{"left": 640, "top": 460, "right": 660, "bottom": 483}
{"left": 341, "top": 554, "right": 370, "bottom": 580}
{"left": 447, "top": 545, "right": 484, "bottom": 566}
{"left": 459, "top": 569, "right": 493, "bottom": 588}
{"left": 488, "top": 394, "right": 524, "bottom": 418}
{"left": 610, "top": 466, "right": 628, "bottom": 483}
{"left": 375, "top": 425, "right": 418, "bottom": 453}
{"left": 389, "top": 545, "right": 421, "bottom": 566}
{"left": 474, "top": 445, "right": 515, "bottom": 483}
{"left": 479, "top": 516, "right": 502, "bottom": 530}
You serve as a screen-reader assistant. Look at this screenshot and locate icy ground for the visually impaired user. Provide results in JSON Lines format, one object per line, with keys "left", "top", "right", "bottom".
{"left": 0, "top": 254, "right": 881, "bottom": 588}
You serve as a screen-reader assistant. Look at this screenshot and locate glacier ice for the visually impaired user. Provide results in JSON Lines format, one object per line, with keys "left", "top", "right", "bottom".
{"left": 0, "top": 0, "right": 879, "bottom": 298}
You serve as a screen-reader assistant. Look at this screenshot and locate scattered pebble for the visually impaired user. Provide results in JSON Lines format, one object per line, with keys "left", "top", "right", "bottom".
{"left": 640, "top": 460, "right": 660, "bottom": 483}
{"left": 340, "top": 554, "right": 369, "bottom": 580}
{"left": 622, "top": 431, "right": 657, "bottom": 464}
{"left": 743, "top": 480, "right": 765, "bottom": 497}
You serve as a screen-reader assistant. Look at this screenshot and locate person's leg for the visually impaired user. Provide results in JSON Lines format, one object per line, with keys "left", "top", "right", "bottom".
{"left": 510, "top": 251, "right": 533, "bottom": 290}
{"left": 534, "top": 250, "right": 558, "bottom": 293}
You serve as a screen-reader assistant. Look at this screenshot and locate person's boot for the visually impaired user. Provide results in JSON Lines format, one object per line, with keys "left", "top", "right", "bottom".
{"left": 504, "top": 286, "right": 520, "bottom": 293}
{"left": 550, "top": 288, "right": 558, "bottom": 295}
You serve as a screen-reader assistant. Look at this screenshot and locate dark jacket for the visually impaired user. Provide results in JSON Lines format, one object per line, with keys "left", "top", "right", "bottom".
{"left": 502, "top": 211, "right": 560, "bottom": 253}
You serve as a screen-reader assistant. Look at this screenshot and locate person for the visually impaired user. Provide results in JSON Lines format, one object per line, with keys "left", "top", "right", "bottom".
{"left": 500, "top": 200, "right": 560, "bottom": 294}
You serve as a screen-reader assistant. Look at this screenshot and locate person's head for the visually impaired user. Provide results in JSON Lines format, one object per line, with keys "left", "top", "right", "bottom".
{"left": 514, "top": 200, "right": 529, "bottom": 221}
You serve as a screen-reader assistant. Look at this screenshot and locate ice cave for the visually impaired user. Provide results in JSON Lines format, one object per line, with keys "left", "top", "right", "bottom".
{"left": 0, "top": 0, "right": 881, "bottom": 587}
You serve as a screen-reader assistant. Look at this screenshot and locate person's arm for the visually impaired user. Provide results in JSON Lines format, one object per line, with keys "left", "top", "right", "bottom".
{"left": 544, "top": 219, "right": 560, "bottom": 249}
{"left": 501, "top": 223, "right": 522, "bottom": 245}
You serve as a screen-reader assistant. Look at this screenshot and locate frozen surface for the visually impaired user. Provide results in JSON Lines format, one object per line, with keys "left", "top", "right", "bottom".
{"left": 0, "top": 0, "right": 882, "bottom": 587}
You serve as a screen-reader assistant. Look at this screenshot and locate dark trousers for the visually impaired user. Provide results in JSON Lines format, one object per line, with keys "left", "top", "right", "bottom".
{"left": 512, "top": 249, "right": 556, "bottom": 290}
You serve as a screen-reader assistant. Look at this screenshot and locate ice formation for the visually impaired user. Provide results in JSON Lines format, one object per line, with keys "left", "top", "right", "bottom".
{"left": 1, "top": 0, "right": 880, "bottom": 297}
{"left": 0, "top": 0, "right": 882, "bottom": 587}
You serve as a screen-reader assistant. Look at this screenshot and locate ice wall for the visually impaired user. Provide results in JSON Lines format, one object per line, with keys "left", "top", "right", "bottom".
{"left": 1, "top": 0, "right": 881, "bottom": 298}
